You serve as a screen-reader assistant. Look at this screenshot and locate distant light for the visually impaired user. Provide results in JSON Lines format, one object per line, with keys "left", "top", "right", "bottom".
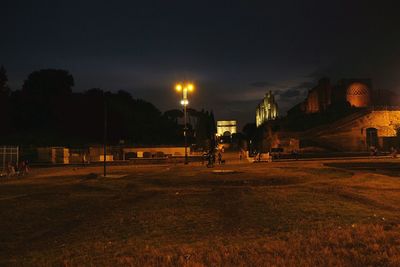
{"left": 175, "top": 84, "right": 182, "bottom": 92}
{"left": 187, "top": 83, "right": 194, "bottom": 92}
{"left": 180, "top": 99, "right": 189, "bottom": 106}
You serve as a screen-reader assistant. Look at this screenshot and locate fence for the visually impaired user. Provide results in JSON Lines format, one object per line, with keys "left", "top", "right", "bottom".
{"left": 0, "top": 146, "right": 19, "bottom": 175}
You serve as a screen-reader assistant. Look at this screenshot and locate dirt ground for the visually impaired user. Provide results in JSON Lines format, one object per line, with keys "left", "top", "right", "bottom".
{"left": 1, "top": 158, "right": 400, "bottom": 266}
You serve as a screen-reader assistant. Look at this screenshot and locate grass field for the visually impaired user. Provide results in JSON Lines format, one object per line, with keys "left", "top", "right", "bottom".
{"left": 1, "top": 159, "right": 400, "bottom": 266}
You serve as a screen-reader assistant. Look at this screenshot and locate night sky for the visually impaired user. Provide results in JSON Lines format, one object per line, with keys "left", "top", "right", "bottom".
{"left": 3, "top": 1, "right": 400, "bottom": 128}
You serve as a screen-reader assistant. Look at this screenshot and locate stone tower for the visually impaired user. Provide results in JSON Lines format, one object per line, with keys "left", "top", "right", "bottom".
{"left": 346, "top": 82, "right": 371, "bottom": 107}
{"left": 256, "top": 91, "right": 278, "bottom": 127}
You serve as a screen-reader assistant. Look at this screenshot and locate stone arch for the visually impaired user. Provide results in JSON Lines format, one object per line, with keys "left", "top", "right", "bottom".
{"left": 223, "top": 131, "right": 231, "bottom": 137}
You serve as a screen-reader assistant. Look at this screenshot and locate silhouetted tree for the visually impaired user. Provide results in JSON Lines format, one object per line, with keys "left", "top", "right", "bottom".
{"left": 0, "top": 65, "right": 10, "bottom": 96}
{"left": 10, "top": 69, "right": 74, "bottom": 140}
{"left": 22, "top": 69, "right": 74, "bottom": 97}
{"left": 243, "top": 123, "right": 258, "bottom": 153}
{"left": 0, "top": 66, "right": 11, "bottom": 134}
{"left": 164, "top": 109, "right": 183, "bottom": 124}
{"left": 193, "top": 110, "right": 216, "bottom": 150}
{"left": 243, "top": 123, "right": 256, "bottom": 140}
{"left": 1, "top": 68, "right": 213, "bottom": 147}
{"left": 209, "top": 111, "right": 217, "bottom": 147}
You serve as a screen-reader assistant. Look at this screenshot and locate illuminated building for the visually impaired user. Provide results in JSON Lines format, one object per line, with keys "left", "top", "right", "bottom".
{"left": 288, "top": 78, "right": 373, "bottom": 115}
{"left": 303, "top": 78, "right": 332, "bottom": 113}
{"left": 256, "top": 91, "right": 278, "bottom": 127}
{"left": 274, "top": 78, "right": 400, "bottom": 152}
{"left": 217, "top": 120, "right": 237, "bottom": 136}
{"left": 346, "top": 82, "right": 371, "bottom": 107}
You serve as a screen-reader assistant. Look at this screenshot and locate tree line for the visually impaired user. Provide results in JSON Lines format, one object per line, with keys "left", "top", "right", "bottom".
{"left": 0, "top": 67, "right": 216, "bottom": 149}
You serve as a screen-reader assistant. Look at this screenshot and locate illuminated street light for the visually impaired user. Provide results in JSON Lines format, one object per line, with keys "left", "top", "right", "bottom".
{"left": 175, "top": 82, "right": 195, "bottom": 164}
{"left": 175, "top": 84, "right": 182, "bottom": 92}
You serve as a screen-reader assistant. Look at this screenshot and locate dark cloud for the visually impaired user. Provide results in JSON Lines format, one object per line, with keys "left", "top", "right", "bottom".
{"left": 305, "top": 69, "right": 333, "bottom": 80}
{"left": 250, "top": 81, "right": 275, "bottom": 88}
{"left": 2, "top": 0, "right": 400, "bottom": 127}
{"left": 277, "top": 81, "right": 314, "bottom": 99}
{"left": 294, "top": 81, "right": 314, "bottom": 90}
{"left": 280, "top": 89, "right": 301, "bottom": 98}
{"left": 274, "top": 80, "right": 317, "bottom": 115}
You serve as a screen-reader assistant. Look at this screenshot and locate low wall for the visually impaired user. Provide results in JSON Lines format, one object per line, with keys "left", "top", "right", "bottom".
{"left": 123, "top": 147, "right": 190, "bottom": 158}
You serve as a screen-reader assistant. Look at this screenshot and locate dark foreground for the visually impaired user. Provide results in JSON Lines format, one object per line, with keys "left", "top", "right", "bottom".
{"left": 1, "top": 159, "right": 400, "bottom": 266}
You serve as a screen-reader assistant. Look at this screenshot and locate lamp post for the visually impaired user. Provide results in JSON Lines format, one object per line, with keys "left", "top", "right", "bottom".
{"left": 103, "top": 92, "right": 107, "bottom": 177}
{"left": 175, "top": 82, "right": 194, "bottom": 164}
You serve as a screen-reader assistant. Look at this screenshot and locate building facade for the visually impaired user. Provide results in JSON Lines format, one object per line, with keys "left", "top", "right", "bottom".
{"left": 256, "top": 91, "right": 278, "bottom": 127}
{"left": 275, "top": 78, "right": 400, "bottom": 152}
{"left": 297, "top": 108, "right": 400, "bottom": 151}
{"left": 217, "top": 120, "right": 237, "bottom": 136}
{"left": 302, "top": 78, "right": 332, "bottom": 114}
{"left": 290, "top": 78, "right": 373, "bottom": 115}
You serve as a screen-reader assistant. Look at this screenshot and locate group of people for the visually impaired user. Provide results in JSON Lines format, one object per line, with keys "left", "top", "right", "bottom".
{"left": 202, "top": 148, "right": 225, "bottom": 168}
{"left": 203, "top": 152, "right": 215, "bottom": 168}
{"left": 4, "top": 161, "right": 29, "bottom": 177}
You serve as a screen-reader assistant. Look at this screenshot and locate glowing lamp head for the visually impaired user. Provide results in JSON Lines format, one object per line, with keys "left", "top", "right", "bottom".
{"left": 180, "top": 99, "right": 189, "bottom": 106}
{"left": 187, "top": 83, "right": 194, "bottom": 92}
{"left": 175, "top": 84, "right": 182, "bottom": 92}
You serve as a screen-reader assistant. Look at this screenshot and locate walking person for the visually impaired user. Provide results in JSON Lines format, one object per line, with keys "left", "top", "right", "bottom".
{"left": 23, "top": 160, "right": 29, "bottom": 175}
{"left": 18, "top": 161, "right": 26, "bottom": 176}
{"left": 390, "top": 147, "right": 397, "bottom": 158}
{"left": 7, "top": 162, "right": 15, "bottom": 177}
{"left": 206, "top": 151, "right": 214, "bottom": 168}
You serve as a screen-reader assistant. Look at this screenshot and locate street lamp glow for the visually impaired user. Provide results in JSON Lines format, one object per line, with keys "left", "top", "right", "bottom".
{"left": 174, "top": 81, "right": 196, "bottom": 165}
{"left": 175, "top": 84, "right": 182, "bottom": 92}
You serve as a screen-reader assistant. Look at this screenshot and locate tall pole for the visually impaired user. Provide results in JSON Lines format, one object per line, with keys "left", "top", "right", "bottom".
{"left": 16, "top": 146, "right": 19, "bottom": 168}
{"left": 184, "top": 101, "right": 188, "bottom": 164}
{"left": 175, "top": 82, "right": 194, "bottom": 165}
{"left": 2, "top": 146, "right": 5, "bottom": 172}
{"left": 103, "top": 95, "right": 107, "bottom": 177}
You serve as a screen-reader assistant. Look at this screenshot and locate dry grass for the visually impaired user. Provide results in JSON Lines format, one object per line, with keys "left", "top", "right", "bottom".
{"left": 1, "top": 159, "right": 400, "bottom": 266}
